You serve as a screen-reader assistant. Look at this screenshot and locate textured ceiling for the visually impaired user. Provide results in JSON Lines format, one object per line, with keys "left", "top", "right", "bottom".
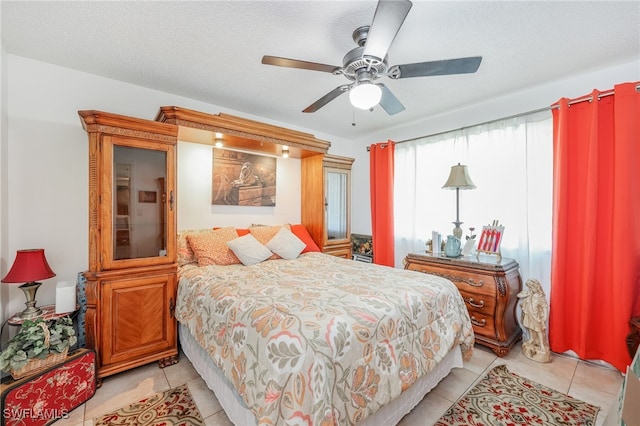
{"left": 2, "top": 1, "right": 639, "bottom": 140}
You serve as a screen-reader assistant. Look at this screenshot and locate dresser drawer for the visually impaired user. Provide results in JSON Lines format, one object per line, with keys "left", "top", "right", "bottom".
{"left": 457, "top": 288, "right": 496, "bottom": 316}
{"left": 410, "top": 263, "right": 497, "bottom": 296}
{"left": 468, "top": 311, "right": 497, "bottom": 339}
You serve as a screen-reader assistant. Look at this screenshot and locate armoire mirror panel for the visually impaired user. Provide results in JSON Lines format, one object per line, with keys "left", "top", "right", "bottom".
{"left": 325, "top": 169, "right": 349, "bottom": 241}
{"left": 113, "top": 145, "right": 168, "bottom": 261}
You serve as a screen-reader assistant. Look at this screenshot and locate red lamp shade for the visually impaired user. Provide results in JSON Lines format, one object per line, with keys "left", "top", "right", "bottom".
{"left": 2, "top": 249, "right": 56, "bottom": 319}
{"left": 2, "top": 249, "right": 56, "bottom": 284}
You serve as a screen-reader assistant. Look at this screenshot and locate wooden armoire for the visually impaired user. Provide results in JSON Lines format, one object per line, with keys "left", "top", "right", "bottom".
{"left": 79, "top": 110, "right": 179, "bottom": 382}
{"left": 301, "top": 154, "right": 354, "bottom": 258}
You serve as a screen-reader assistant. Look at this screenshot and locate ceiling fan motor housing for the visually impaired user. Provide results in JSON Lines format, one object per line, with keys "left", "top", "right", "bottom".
{"left": 342, "top": 46, "right": 388, "bottom": 82}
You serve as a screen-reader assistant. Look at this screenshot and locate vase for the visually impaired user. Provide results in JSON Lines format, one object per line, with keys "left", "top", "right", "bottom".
{"left": 444, "top": 235, "right": 461, "bottom": 257}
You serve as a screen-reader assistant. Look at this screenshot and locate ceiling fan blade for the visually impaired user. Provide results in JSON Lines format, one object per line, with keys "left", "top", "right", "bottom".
{"left": 390, "top": 56, "right": 483, "bottom": 79}
{"left": 363, "top": 0, "right": 412, "bottom": 61}
{"left": 378, "top": 83, "right": 405, "bottom": 115}
{"left": 262, "top": 56, "right": 340, "bottom": 74}
{"left": 303, "top": 85, "right": 350, "bottom": 113}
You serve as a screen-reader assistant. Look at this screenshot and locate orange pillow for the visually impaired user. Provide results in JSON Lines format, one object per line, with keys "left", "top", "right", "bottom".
{"left": 187, "top": 227, "right": 241, "bottom": 266}
{"left": 214, "top": 227, "right": 250, "bottom": 236}
{"left": 290, "top": 224, "right": 321, "bottom": 253}
{"left": 177, "top": 228, "right": 214, "bottom": 266}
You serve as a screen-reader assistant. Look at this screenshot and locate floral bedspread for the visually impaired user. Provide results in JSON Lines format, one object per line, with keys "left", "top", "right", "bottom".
{"left": 175, "top": 253, "right": 474, "bottom": 426}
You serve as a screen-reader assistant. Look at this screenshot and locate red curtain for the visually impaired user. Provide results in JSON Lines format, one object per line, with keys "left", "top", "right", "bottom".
{"left": 549, "top": 82, "right": 640, "bottom": 372}
{"left": 369, "top": 141, "right": 395, "bottom": 267}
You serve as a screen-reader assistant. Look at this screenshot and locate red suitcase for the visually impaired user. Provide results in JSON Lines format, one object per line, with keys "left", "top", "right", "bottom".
{"left": 1, "top": 349, "right": 96, "bottom": 426}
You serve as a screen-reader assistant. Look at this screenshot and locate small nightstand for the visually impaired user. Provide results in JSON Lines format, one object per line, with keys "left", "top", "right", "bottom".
{"left": 1, "top": 305, "right": 81, "bottom": 383}
{"left": 7, "top": 304, "right": 79, "bottom": 327}
{"left": 404, "top": 253, "right": 523, "bottom": 356}
{"left": 4, "top": 304, "right": 81, "bottom": 353}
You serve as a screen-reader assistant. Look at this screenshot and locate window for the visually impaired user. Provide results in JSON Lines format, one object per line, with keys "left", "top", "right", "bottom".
{"left": 394, "top": 110, "right": 553, "bottom": 295}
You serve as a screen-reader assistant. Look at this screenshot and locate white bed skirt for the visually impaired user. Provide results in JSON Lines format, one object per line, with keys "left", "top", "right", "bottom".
{"left": 179, "top": 323, "right": 463, "bottom": 426}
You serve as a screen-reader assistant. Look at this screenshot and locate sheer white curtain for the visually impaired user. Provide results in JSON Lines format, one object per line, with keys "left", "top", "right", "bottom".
{"left": 394, "top": 110, "right": 553, "bottom": 296}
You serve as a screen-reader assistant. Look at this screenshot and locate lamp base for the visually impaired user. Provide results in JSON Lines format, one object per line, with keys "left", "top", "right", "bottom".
{"left": 452, "top": 221, "right": 463, "bottom": 239}
{"left": 19, "top": 281, "right": 43, "bottom": 320}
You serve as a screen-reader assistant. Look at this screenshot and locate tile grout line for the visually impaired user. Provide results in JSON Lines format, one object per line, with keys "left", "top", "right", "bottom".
{"left": 567, "top": 359, "right": 579, "bottom": 395}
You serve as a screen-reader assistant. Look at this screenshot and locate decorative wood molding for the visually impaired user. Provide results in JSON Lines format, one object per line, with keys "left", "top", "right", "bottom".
{"left": 155, "top": 106, "right": 331, "bottom": 158}
{"left": 324, "top": 154, "right": 355, "bottom": 169}
{"left": 427, "top": 270, "right": 486, "bottom": 288}
{"left": 79, "top": 110, "right": 178, "bottom": 143}
{"left": 495, "top": 276, "right": 507, "bottom": 297}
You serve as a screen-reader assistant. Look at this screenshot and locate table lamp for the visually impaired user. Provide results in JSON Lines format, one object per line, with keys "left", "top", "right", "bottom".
{"left": 442, "top": 163, "right": 476, "bottom": 239}
{"left": 2, "top": 248, "right": 56, "bottom": 319}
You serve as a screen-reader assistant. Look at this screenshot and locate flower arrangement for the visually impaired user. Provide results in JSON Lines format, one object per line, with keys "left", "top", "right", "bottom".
{"left": 466, "top": 227, "right": 477, "bottom": 241}
{"left": 0, "top": 317, "right": 76, "bottom": 375}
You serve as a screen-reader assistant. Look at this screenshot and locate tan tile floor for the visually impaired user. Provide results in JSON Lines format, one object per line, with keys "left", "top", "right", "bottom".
{"left": 55, "top": 342, "right": 623, "bottom": 426}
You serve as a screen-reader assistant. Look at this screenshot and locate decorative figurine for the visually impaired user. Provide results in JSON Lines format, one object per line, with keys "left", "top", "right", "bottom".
{"left": 517, "top": 278, "right": 552, "bottom": 363}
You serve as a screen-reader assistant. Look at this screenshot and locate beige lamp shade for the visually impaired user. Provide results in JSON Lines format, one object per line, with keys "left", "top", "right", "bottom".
{"left": 442, "top": 163, "right": 476, "bottom": 189}
{"left": 442, "top": 163, "right": 476, "bottom": 190}
{"left": 442, "top": 164, "right": 476, "bottom": 242}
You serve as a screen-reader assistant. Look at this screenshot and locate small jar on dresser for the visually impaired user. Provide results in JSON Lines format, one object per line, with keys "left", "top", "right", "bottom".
{"left": 404, "top": 252, "right": 522, "bottom": 356}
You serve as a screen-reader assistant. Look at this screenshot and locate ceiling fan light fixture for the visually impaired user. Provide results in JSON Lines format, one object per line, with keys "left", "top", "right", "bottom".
{"left": 349, "top": 82, "right": 382, "bottom": 110}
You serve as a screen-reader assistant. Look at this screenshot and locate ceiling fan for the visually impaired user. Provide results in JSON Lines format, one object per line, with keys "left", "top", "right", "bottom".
{"left": 262, "top": 0, "right": 482, "bottom": 115}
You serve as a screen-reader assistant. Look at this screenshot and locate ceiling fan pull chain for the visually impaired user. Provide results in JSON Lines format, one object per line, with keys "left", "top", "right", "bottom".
{"left": 352, "top": 108, "right": 357, "bottom": 127}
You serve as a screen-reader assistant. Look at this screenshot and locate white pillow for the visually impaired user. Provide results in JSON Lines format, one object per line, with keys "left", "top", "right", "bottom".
{"left": 266, "top": 226, "right": 306, "bottom": 260}
{"left": 226, "top": 234, "right": 273, "bottom": 266}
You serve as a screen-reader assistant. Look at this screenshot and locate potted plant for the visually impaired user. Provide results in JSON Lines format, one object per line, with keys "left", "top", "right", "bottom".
{"left": 0, "top": 316, "right": 77, "bottom": 379}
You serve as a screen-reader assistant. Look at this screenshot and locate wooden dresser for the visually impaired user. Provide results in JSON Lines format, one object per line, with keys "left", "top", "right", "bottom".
{"left": 404, "top": 253, "right": 522, "bottom": 356}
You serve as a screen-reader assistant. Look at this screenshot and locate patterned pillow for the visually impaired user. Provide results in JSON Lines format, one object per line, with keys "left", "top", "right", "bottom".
{"left": 266, "top": 227, "right": 306, "bottom": 259}
{"left": 249, "top": 224, "right": 291, "bottom": 260}
{"left": 177, "top": 228, "right": 214, "bottom": 267}
{"left": 227, "top": 234, "right": 273, "bottom": 266}
{"left": 215, "top": 227, "right": 250, "bottom": 236}
{"left": 187, "top": 227, "right": 241, "bottom": 266}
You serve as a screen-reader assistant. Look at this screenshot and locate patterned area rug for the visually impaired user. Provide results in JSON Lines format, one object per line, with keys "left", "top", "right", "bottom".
{"left": 94, "top": 383, "right": 204, "bottom": 426}
{"left": 434, "top": 365, "right": 600, "bottom": 426}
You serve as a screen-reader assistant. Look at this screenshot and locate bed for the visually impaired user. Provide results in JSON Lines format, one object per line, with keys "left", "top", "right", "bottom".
{"left": 175, "top": 226, "right": 474, "bottom": 425}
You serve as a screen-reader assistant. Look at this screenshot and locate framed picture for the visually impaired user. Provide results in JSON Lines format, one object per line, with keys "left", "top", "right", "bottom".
{"left": 351, "top": 233, "right": 373, "bottom": 257}
{"left": 476, "top": 222, "right": 505, "bottom": 260}
{"left": 138, "top": 191, "right": 157, "bottom": 203}
{"left": 212, "top": 148, "right": 277, "bottom": 206}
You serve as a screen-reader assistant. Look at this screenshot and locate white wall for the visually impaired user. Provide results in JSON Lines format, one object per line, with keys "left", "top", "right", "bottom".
{"left": 0, "top": 54, "right": 353, "bottom": 320}
{"left": 350, "top": 59, "right": 640, "bottom": 235}
{"left": 177, "top": 142, "right": 302, "bottom": 229}
{"left": 1, "top": 53, "right": 637, "bottom": 320}
{"left": 1, "top": 44, "right": 8, "bottom": 312}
